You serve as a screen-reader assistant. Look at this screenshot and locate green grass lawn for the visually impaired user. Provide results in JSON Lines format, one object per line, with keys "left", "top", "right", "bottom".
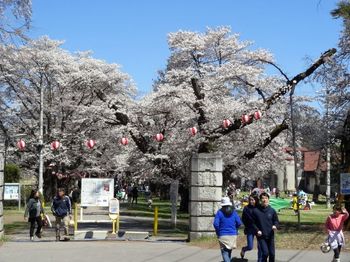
{"left": 192, "top": 201, "right": 350, "bottom": 250}
{"left": 2, "top": 209, "right": 28, "bottom": 237}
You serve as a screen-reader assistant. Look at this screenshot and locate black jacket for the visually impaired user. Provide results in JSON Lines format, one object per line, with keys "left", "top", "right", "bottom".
{"left": 242, "top": 205, "right": 256, "bottom": 235}
{"left": 252, "top": 205, "right": 279, "bottom": 239}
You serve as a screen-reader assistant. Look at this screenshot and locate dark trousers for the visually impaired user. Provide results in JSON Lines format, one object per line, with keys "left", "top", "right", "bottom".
{"left": 29, "top": 216, "right": 42, "bottom": 237}
{"left": 257, "top": 236, "right": 275, "bottom": 262}
{"left": 132, "top": 196, "right": 138, "bottom": 204}
{"left": 334, "top": 245, "right": 342, "bottom": 259}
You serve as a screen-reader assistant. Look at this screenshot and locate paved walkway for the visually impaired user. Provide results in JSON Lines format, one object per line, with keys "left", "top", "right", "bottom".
{"left": 0, "top": 241, "right": 349, "bottom": 262}
{"left": 7, "top": 213, "right": 188, "bottom": 242}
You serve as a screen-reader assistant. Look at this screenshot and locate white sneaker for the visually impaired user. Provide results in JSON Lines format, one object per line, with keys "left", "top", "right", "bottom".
{"left": 30, "top": 236, "right": 34, "bottom": 241}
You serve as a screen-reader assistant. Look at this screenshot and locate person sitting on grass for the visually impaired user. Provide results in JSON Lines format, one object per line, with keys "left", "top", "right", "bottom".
{"left": 213, "top": 197, "right": 242, "bottom": 262}
{"left": 325, "top": 204, "right": 349, "bottom": 262}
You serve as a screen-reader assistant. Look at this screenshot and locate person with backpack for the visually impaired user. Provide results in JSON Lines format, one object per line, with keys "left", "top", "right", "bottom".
{"left": 241, "top": 194, "right": 260, "bottom": 259}
{"left": 252, "top": 192, "right": 279, "bottom": 262}
{"left": 24, "top": 189, "right": 44, "bottom": 241}
{"left": 51, "top": 188, "right": 72, "bottom": 241}
{"left": 213, "top": 197, "right": 242, "bottom": 262}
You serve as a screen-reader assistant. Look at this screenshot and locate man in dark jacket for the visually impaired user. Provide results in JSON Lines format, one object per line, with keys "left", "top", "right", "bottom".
{"left": 51, "top": 188, "right": 72, "bottom": 241}
{"left": 252, "top": 192, "right": 279, "bottom": 262}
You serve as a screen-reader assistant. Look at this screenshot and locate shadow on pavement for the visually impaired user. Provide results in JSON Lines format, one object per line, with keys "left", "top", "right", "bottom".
{"left": 231, "top": 258, "right": 248, "bottom": 262}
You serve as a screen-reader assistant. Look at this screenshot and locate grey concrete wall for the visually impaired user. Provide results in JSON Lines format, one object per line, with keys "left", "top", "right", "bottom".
{"left": 189, "top": 153, "right": 222, "bottom": 241}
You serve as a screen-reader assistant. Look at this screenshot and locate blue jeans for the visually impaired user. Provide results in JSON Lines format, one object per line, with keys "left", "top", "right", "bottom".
{"left": 257, "top": 237, "right": 275, "bottom": 262}
{"left": 220, "top": 247, "right": 232, "bottom": 262}
{"left": 242, "top": 233, "right": 254, "bottom": 252}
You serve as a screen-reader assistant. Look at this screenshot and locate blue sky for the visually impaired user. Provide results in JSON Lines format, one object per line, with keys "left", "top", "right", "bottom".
{"left": 30, "top": 0, "right": 342, "bottom": 97}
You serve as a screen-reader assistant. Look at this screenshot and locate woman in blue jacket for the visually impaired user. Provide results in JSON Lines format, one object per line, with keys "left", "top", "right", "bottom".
{"left": 241, "top": 194, "right": 259, "bottom": 259}
{"left": 213, "top": 197, "right": 242, "bottom": 262}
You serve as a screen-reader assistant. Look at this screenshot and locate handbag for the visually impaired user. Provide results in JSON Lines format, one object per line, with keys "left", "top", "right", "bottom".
{"left": 42, "top": 214, "right": 52, "bottom": 228}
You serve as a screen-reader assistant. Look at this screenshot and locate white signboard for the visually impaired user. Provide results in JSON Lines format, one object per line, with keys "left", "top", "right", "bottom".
{"left": 81, "top": 178, "right": 114, "bottom": 207}
{"left": 340, "top": 173, "right": 350, "bottom": 195}
{"left": 109, "top": 198, "right": 119, "bottom": 214}
{"left": 4, "top": 183, "right": 20, "bottom": 200}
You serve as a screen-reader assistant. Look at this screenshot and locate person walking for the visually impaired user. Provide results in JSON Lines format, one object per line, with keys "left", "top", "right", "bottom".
{"left": 127, "top": 184, "right": 133, "bottom": 205}
{"left": 252, "top": 192, "right": 279, "bottom": 262}
{"left": 213, "top": 197, "right": 242, "bottom": 262}
{"left": 51, "top": 188, "right": 72, "bottom": 241}
{"left": 24, "top": 189, "right": 44, "bottom": 241}
{"left": 132, "top": 186, "right": 138, "bottom": 205}
{"left": 241, "top": 194, "right": 260, "bottom": 259}
{"left": 325, "top": 204, "right": 349, "bottom": 262}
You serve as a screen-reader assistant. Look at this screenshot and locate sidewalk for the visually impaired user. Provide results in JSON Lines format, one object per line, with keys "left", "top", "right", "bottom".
{"left": 6, "top": 212, "right": 188, "bottom": 242}
{"left": 0, "top": 240, "right": 348, "bottom": 262}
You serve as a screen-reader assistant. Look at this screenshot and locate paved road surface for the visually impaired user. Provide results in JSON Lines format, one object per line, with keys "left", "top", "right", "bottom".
{"left": 0, "top": 241, "right": 348, "bottom": 262}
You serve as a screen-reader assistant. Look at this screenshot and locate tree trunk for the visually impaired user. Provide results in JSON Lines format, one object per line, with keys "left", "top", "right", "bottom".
{"left": 179, "top": 184, "right": 189, "bottom": 213}
{"left": 43, "top": 168, "right": 56, "bottom": 202}
{"left": 312, "top": 171, "right": 321, "bottom": 203}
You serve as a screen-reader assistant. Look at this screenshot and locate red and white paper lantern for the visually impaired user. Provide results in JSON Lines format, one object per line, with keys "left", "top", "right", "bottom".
{"left": 155, "top": 133, "right": 164, "bottom": 142}
{"left": 241, "top": 114, "right": 250, "bottom": 124}
{"left": 86, "top": 139, "right": 96, "bottom": 149}
{"left": 254, "top": 110, "right": 262, "bottom": 120}
{"left": 17, "top": 139, "right": 26, "bottom": 151}
{"left": 121, "top": 137, "right": 129, "bottom": 145}
{"left": 222, "top": 119, "right": 232, "bottom": 129}
{"left": 50, "top": 140, "right": 60, "bottom": 151}
{"left": 189, "top": 127, "right": 198, "bottom": 136}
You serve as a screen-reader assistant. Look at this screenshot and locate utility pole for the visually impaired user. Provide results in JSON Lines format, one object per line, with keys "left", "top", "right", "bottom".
{"left": 290, "top": 81, "right": 301, "bottom": 228}
{"left": 0, "top": 140, "right": 4, "bottom": 239}
{"left": 38, "top": 86, "right": 44, "bottom": 194}
{"left": 326, "top": 88, "right": 331, "bottom": 209}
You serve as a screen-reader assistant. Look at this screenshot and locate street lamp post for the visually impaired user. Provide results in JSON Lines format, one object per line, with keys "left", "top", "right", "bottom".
{"left": 325, "top": 88, "right": 331, "bottom": 209}
{"left": 0, "top": 139, "right": 5, "bottom": 239}
{"left": 38, "top": 86, "right": 44, "bottom": 195}
{"left": 289, "top": 82, "right": 301, "bottom": 228}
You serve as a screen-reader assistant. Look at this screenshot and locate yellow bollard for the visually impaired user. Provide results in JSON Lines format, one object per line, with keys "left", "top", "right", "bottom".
{"left": 112, "top": 219, "right": 116, "bottom": 234}
{"left": 153, "top": 206, "right": 158, "bottom": 236}
{"left": 116, "top": 216, "right": 120, "bottom": 232}
{"left": 74, "top": 202, "right": 78, "bottom": 231}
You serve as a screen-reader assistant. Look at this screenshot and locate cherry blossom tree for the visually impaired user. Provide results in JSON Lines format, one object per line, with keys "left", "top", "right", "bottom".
{"left": 96, "top": 27, "right": 335, "bottom": 209}
{"left": 0, "top": 37, "right": 135, "bottom": 199}
{"left": 0, "top": 0, "right": 32, "bottom": 42}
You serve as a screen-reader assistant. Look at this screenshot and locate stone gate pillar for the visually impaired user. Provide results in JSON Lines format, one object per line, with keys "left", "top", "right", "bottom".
{"left": 189, "top": 153, "right": 223, "bottom": 241}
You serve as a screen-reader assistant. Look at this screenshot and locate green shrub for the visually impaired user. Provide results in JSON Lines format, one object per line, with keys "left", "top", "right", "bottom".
{"left": 4, "top": 163, "right": 20, "bottom": 183}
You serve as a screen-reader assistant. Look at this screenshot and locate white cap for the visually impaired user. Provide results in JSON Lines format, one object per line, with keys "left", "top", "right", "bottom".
{"left": 220, "top": 197, "right": 232, "bottom": 207}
